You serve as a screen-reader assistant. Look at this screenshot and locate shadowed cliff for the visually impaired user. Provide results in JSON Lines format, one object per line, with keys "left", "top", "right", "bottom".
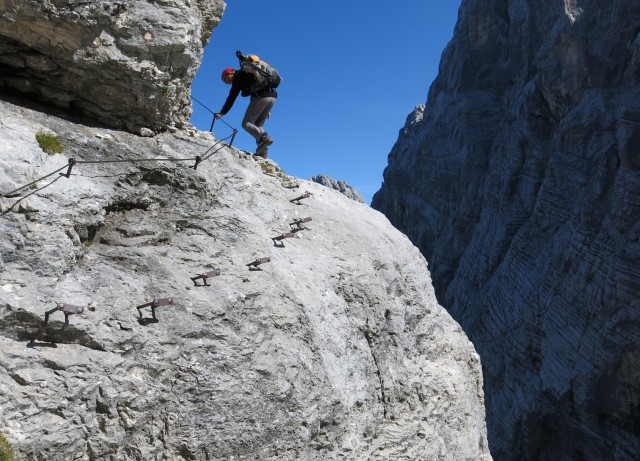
{"left": 373, "top": 1, "right": 640, "bottom": 460}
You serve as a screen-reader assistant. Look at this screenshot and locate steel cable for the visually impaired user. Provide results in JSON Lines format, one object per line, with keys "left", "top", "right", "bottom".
{"left": 1, "top": 126, "right": 238, "bottom": 216}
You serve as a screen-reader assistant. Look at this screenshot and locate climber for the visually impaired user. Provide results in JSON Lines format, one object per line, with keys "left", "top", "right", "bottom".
{"left": 214, "top": 61, "right": 278, "bottom": 159}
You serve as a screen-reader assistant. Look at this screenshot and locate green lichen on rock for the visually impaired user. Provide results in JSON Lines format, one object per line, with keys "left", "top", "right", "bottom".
{"left": 0, "top": 434, "right": 15, "bottom": 461}
{"left": 35, "top": 130, "right": 64, "bottom": 154}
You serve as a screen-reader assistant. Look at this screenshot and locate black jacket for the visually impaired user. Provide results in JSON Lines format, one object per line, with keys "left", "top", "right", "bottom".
{"left": 220, "top": 69, "right": 278, "bottom": 115}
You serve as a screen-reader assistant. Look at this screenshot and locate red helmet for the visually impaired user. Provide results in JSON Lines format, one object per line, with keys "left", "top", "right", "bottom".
{"left": 221, "top": 68, "right": 235, "bottom": 83}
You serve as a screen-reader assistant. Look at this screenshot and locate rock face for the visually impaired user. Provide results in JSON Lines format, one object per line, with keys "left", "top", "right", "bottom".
{"left": 0, "top": 0, "right": 225, "bottom": 134}
{"left": 0, "top": 97, "right": 492, "bottom": 461}
{"left": 372, "top": 1, "right": 640, "bottom": 460}
{"left": 311, "top": 174, "right": 365, "bottom": 203}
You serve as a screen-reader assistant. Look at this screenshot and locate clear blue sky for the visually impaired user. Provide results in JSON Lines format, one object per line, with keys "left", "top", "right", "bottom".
{"left": 190, "top": 1, "right": 461, "bottom": 204}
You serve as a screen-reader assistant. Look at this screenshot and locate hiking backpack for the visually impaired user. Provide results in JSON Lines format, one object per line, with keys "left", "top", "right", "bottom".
{"left": 236, "top": 50, "right": 281, "bottom": 93}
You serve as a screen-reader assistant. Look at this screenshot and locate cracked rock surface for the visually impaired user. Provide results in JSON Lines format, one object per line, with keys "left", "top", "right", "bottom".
{"left": 0, "top": 0, "right": 226, "bottom": 134}
{"left": 372, "top": 1, "right": 640, "bottom": 460}
{"left": 0, "top": 98, "right": 492, "bottom": 461}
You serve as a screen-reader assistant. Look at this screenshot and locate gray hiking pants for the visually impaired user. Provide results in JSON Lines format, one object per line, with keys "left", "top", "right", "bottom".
{"left": 242, "top": 96, "right": 276, "bottom": 143}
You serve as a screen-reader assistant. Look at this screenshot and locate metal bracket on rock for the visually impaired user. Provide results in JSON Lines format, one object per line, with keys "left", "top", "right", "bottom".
{"left": 64, "top": 159, "right": 76, "bottom": 178}
{"left": 272, "top": 232, "right": 294, "bottom": 246}
{"left": 229, "top": 129, "right": 238, "bottom": 147}
{"left": 191, "top": 269, "right": 221, "bottom": 286}
{"left": 290, "top": 192, "right": 311, "bottom": 204}
{"left": 247, "top": 257, "right": 271, "bottom": 268}
{"left": 44, "top": 302, "right": 84, "bottom": 325}
{"left": 289, "top": 217, "right": 312, "bottom": 230}
{"left": 136, "top": 297, "right": 174, "bottom": 322}
{"left": 191, "top": 155, "right": 202, "bottom": 170}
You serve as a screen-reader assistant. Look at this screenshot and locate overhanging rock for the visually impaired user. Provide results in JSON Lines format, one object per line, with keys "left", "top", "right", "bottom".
{"left": 0, "top": 0, "right": 226, "bottom": 135}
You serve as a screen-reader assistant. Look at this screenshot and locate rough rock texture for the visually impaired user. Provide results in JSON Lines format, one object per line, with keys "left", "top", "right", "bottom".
{"left": 0, "top": 97, "right": 492, "bottom": 461}
{"left": 372, "top": 1, "right": 640, "bottom": 460}
{"left": 311, "top": 174, "right": 365, "bottom": 203}
{"left": 0, "top": 0, "right": 225, "bottom": 134}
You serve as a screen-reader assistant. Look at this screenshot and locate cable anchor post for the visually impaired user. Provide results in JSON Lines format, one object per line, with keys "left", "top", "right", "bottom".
{"left": 64, "top": 158, "right": 77, "bottom": 178}
{"left": 230, "top": 129, "right": 238, "bottom": 147}
{"left": 192, "top": 155, "right": 202, "bottom": 170}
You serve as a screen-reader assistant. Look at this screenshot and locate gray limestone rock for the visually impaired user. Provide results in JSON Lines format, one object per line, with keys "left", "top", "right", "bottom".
{"left": 311, "top": 174, "right": 365, "bottom": 203}
{"left": 373, "top": 1, "right": 640, "bottom": 460}
{"left": 0, "top": 0, "right": 226, "bottom": 134}
{"left": 0, "top": 98, "right": 492, "bottom": 461}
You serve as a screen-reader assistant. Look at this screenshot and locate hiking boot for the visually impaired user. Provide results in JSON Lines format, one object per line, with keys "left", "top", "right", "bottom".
{"left": 258, "top": 134, "right": 273, "bottom": 147}
{"left": 254, "top": 152, "right": 267, "bottom": 159}
{"left": 256, "top": 135, "right": 273, "bottom": 155}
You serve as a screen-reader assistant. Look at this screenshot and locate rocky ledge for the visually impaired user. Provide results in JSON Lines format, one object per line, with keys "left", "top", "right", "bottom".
{"left": 0, "top": 98, "right": 492, "bottom": 461}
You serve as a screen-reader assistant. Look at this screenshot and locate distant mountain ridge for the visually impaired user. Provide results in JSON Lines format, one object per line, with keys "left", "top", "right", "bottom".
{"left": 311, "top": 174, "right": 365, "bottom": 203}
